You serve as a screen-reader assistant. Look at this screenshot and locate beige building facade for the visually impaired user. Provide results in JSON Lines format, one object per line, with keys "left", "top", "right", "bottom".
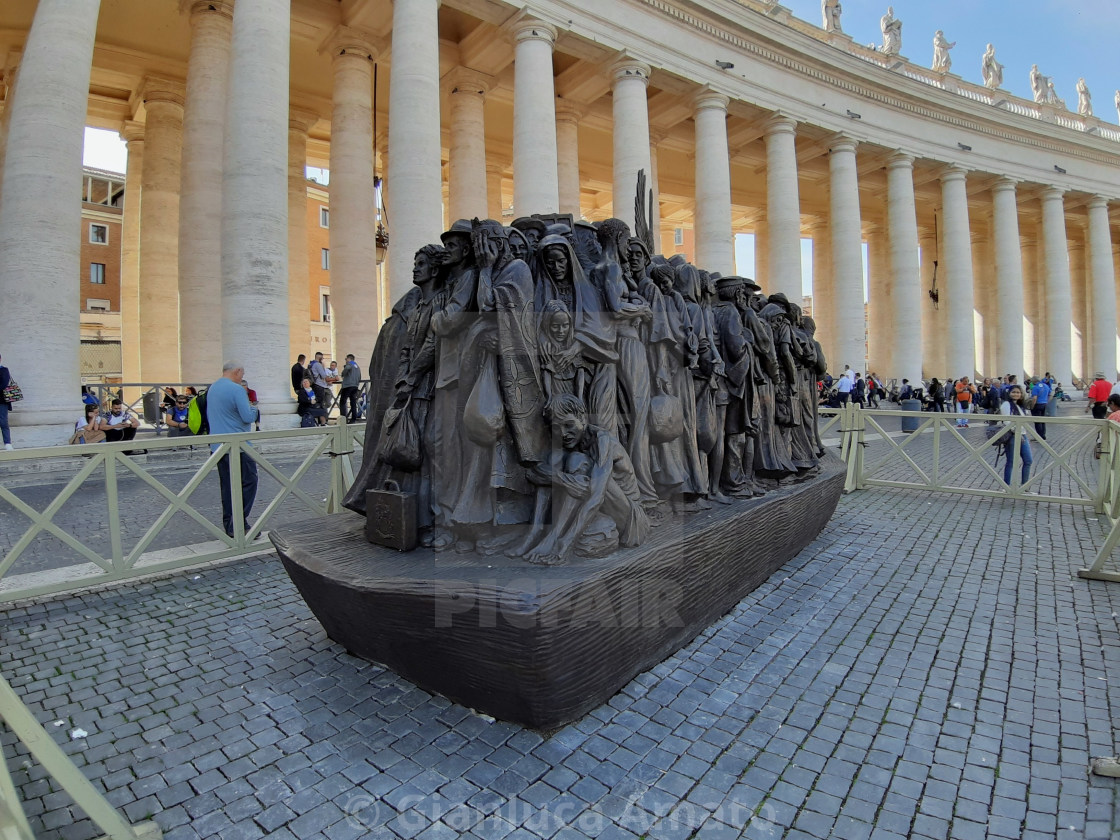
{"left": 1, "top": 0, "right": 1119, "bottom": 445}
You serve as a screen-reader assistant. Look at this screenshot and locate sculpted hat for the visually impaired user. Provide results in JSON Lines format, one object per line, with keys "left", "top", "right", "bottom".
{"left": 440, "top": 219, "right": 473, "bottom": 243}
{"left": 511, "top": 217, "right": 547, "bottom": 236}
{"left": 715, "top": 275, "right": 747, "bottom": 291}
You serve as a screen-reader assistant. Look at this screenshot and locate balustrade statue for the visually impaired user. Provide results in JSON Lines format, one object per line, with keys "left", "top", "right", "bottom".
{"left": 879, "top": 7, "right": 901, "bottom": 56}
{"left": 932, "top": 30, "right": 955, "bottom": 74}
{"left": 981, "top": 44, "right": 1003, "bottom": 90}
{"left": 821, "top": 0, "right": 842, "bottom": 34}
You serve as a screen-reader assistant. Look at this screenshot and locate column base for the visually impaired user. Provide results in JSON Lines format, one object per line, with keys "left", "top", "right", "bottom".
{"left": 259, "top": 401, "right": 300, "bottom": 431}
{"left": 6, "top": 408, "right": 82, "bottom": 449}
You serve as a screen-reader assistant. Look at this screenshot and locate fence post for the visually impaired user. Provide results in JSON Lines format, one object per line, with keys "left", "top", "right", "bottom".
{"left": 326, "top": 420, "right": 354, "bottom": 514}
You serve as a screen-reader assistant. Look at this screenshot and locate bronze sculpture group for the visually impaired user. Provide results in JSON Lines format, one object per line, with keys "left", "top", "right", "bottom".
{"left": 344, "top": 213, "right": 827, "bottom": 565}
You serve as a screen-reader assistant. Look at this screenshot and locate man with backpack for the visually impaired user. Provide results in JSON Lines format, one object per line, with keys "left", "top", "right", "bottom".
{"left": 954, "top": 376, "right": 975, "bottom": 428}
{"left": 207, "top": 360, "right": 260, "bottom": 539}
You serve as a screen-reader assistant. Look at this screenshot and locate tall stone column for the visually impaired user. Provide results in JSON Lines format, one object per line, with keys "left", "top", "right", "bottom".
{"left": 991, "top": 178, "right": 1025, "bottom": 379}
{"left": 329, "top": 30, "right": 381, "bottom": 368}
{"left": 1087, "top": 197, "right": 1118, "bottom": 379}
{"left": 136, "top": 77, "right": 185, "bottom": 384}
{"left": 179, "top": 2, "right": 232, "bottom": 384}
{"left": 940, "top": 165, "right": 975, "bottom": 378}
{"left": 828, "top": 134, "right": 865, "bottom": 375}
{"left": 810, "top": 220, "right": 834, "bottom": 363}
{"left": 692, "top": 89, "right": 733, "bottom": 276}
{"left": 555, "top": 103, "right": 581, "bottom": 219}
{"left": 486, "top": 162, "right": 505, "bottom": 220}
{"left": 886, "top": 152, "right": 922, "bottom": 386}
{"left": 754, "top": 218, "right": 769, "bottom": 289}
{"left": 919, "top": 229, "right": 940, "bottom": 376}
{"left": 511, "top": 19, "right": 559, "bottom": 214}
{"left": 611, "top": 57, "right": 652, "bottom": 234}
{"left": 764, "top": 114, "right": 802, "bottom": 302}
{"left": 866, "top": 226, "right": 891, "bottom": 377}
{"left": 288, "top": 110, "right": 316, "bottom": 367}
{"left": 387, "top": 0, "right": 443, "bottom": 304}
{"left": 648, "top": 129, "right": 664, "bottom": 238}
{"left": 1022, "top": 234, "right": 1040, "bottom": 377}
{"left": 222, "top": 0, "right": 292, "bottom": 422}
{"left": 1040, "top": 187, "right": 1073, "bottom": 384}
{"left": 446, "top": 67, "right": 492, "bottom": 222}
{"left": 971, "top": 232, "right": 994, "bottom": 377}
{"left": 119, "top": 123, "right": 144, "bottom": 389}
{"left": 0, "top": 0, "right": 100, "bottom": 444}
{"left": 0, "top": 56, "right": 19, "bottom": 205}
{"left": 1068, "top": 238, "right": 1087, "bottom": 382}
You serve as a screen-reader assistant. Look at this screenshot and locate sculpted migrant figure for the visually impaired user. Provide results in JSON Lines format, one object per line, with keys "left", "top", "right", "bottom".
{"left": 348, "top": 209, "right": 827, "bottom": 563}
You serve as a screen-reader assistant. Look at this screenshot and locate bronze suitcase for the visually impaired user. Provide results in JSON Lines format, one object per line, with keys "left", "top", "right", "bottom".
{"left": 365, "top": 481, "right": 418, "bottom": 551}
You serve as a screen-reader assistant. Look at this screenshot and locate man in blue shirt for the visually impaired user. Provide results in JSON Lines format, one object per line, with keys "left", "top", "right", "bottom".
{"left": 207, "top": 360, "right": 260, "bottom": 538}
{"left": 1030, "top": 377, "right": 1051, "bottom": 439}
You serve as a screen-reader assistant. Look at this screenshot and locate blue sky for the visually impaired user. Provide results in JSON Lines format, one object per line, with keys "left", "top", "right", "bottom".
{"left": 779, "top": 0, "right": 1116, "bottom": 108}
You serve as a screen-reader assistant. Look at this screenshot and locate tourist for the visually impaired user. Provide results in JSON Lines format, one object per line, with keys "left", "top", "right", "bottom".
{"left": 164, "top": 394, "right": 193, "bottom": 437}
{"left": 1030, "top": 377, "right": 1051, "bottom": 439}
{"left": 1087, "top": 371, "right": 1112, "bottom": 420}
{"left": 999, "top": 384, "right": 1033, "bottom": 488}
{"left": 953, "top": 376, "right": 974, "bottom": 427}
{"left": 0, "top": 352, "right": 13, "bottom": 450}
{"left": 207, "top": 360, "right": 259, "bottom": 539}
{"left": 338, "top": 354, "right": 362, "bottom": 422}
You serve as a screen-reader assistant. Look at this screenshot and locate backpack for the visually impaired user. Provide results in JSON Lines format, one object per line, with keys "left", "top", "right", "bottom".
{"left": 187, "top": 390, "right": 209, "bottom": 435}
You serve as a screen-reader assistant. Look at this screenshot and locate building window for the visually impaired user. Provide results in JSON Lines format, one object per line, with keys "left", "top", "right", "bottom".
{"left": 319, "top": 206, "right": 329, "bottom": 228}
{"left": 674, "top": 228, "right": 684, "bottom": 246}
{"left": 90, "top": 263, "right": 106, "bottom": 284}
{"left": 89, "top": 223, "right": 108, "bottom": 244}
{"left": 321, "top": 248, "right": 330, "bottom": 270}
{"left": 87, "top": 298, "right": 110, "bottom": 311}
{"left": 321, "top": 291, "right": 331, "bottom": 322}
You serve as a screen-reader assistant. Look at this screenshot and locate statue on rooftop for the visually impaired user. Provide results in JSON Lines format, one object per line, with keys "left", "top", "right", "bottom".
{"left": 1077, "top": 78, "right": 1092, "bottom": 118}
{"left": 981, "top": 44, "right": 1003, "bottom": 90}
{"left": 879, "top": 7, "right": 901, "bottom": 56}
{"left": 931, "top": 31, "right": 955, "bottom": 74}
{"left": 1115, "top": 90, "right": 1120, "bottom": 124}
{"left": 821, "top": 0, "right": 842, "bottom": 34}
{"left": 1030, "top": 65, "right": 1047, "bottom": 104}
{"left": 1046, "top": 79, "right": 1066, "bottom": 109}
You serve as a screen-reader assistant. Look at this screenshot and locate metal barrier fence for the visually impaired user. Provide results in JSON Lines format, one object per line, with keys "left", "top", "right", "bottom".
{"left": 0, "top": 422, "right": 365, "bottom": 603}
{"left": 5, "top": 402, "right": 1120, "bottom": 599}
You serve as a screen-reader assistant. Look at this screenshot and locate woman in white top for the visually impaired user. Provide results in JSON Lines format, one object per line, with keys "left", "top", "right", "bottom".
{"left": 999, "top": 384, "right": 1033, "bottom": 488}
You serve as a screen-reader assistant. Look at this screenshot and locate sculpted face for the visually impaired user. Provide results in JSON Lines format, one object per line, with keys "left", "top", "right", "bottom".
{"left": 558, "top": 413, "right": 587, "bottom": 450}
{"left": 444, "top": 235, "right": 469, "bottom": 266}
{"left": 654, "top": 270, "right": 673, "bottom": 295}
{"left": 413, "top": 252, "right": 435, "bottom": 284}
{"left": 549, "top": 311, "right": 572, "bottom": 345}
{"left": 627, "top": 244, "right": 648, "bottom": 278}
{"left": 508, "top": 234, "right": 529, "bottom": 263}
{"left": 543, "top": 246, "right": 570, "bottom": 283}
{"left": 523, "top": 228, "right": 541, "bottom": 247}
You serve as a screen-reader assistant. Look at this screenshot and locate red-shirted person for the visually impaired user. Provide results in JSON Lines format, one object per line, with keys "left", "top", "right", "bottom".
{"left": 1087, "top": 372, "right": 1113, "bottom": 420}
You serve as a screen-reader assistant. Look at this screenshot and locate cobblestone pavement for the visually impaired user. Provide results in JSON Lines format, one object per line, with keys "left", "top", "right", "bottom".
{"left": 4, "top": 477, "right": 1120, "bottom": 839}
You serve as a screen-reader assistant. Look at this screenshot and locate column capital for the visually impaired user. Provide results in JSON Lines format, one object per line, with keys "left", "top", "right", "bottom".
{"left": 762, "top": 112, "right": 797, "bottom": 136}
{"left": 611, "top": 56, "right": 651, "bottom": 86}
{"left": 554, "top": 99, "right": 584, "bottom": 124}
{"left": 321, "top": 25, "right": 383, "bottom": 60}
{"left": 509, "top": 18, "right": 558, "bottom": 46}
{"left": 991, "top": 175, "right": 1018, "bottom": 194}
{"left": 180, "top": 0, "right": 233, "bottom": 21}
{"left": 1040, "top": 185, "right": 1066, "bottom": 201}
{"left": 692, "top": 87, "right": 730, "bottom": 113}
{"left": 886, "top": 150, "right": 914, "bottom": 170}
{"left": 1088, "top": 195, "right": 1111, "bottom": 211}
{"left": 137, "top": 75, "right": 186, "bottom": 109}
{"left": 288, "top": 107, "right": 319, "bottom": 134}
{"left": 939, "top": 163, "right": 967, "bottom": 184}
{"left": 442, "top": 66, "right": 494, "bottom": 97}
{"left": 828, "top": 132, "right": 858, "bottom": 154}
{"left": 119, "top": 120, "right": 145, "bottom": 144}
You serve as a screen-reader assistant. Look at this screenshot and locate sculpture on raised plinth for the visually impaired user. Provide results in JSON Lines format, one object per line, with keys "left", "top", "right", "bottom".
{"left": 821, "top": 0, "right": 842, "bottom": 33}
{"left": 1077, "top": 78, "right": 1092, "bottom": 117}
{"left": 981, "top": 44, "right": 1003, "bottom": 90}
{"left": 340, "top": 206, "right": 829, "bottom": 563}
{"left": 879, "top": 7, "right": 901, "bottom": 56}
{"left": 932, "top": 30, "right": 955, "bottom": 74}
{"left": 1046, "top": 79, "right": 1066, "bottom": 109}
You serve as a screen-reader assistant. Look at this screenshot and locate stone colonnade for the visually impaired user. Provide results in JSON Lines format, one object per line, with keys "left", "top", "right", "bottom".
{"left": 0, "top": 0, "right": 1118, "bottom": 444}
